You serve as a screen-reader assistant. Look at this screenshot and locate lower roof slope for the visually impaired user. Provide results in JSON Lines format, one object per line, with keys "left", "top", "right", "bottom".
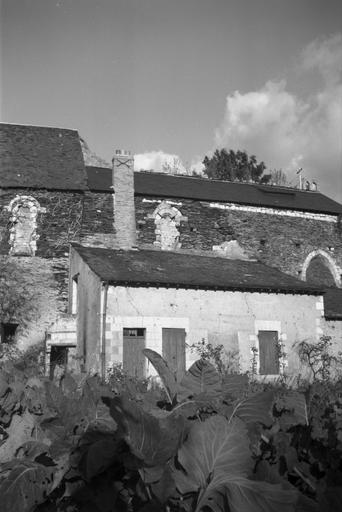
{"left": 73, "top": 245, "right": 322, "bottom": 295}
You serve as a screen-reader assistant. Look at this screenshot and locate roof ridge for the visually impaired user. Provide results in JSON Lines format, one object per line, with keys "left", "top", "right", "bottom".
{"left": 0, "top": 122, "right": 79, "bottom": 132}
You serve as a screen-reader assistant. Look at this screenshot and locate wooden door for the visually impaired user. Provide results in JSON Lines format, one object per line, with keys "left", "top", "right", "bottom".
{"left": 258, "top": 330, "right": 279, "bottom": 375}
{"left": 162, "top": 328, "right": 186, "bottom": 381}
{"left": 123, "top": 328, "right": 146, "bottom": 379}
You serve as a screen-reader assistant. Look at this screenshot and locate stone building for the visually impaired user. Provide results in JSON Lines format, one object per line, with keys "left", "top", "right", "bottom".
{"left": 1, "top": 122, "right": 341, "bottom": 376}
{"left": 69, "top": 244, "right": 324, "bottom": 379}
{"left": 0, "top": 123, "right": 114, "bottom": 363}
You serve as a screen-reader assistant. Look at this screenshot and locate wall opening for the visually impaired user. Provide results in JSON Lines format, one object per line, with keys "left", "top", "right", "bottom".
{"left": 71, "top": 276, "right": 78, "bottom": 315}
{"left": 0, "top": 323, "right": 19, "bottom": 343}
{"left": 302, "top": 250, "right": 340, "bottom": 287}
{"left": 49, "top": 345, "right": 69, "bottom": 379}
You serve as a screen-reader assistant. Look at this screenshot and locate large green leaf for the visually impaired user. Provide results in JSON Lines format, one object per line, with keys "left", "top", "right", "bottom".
{"left": 173, "top": 415, "right": 297, "bottom": 512}
{"left": 174, "top": 416, "right": 251, "bottom": 494}
{"left": 277, "top": 391, "right": 308, "bottom": 426}
{"left": 222, "top": 479, "right": 298, "bottom": 512}
{"left": 222, "top": 373, "right": 249, "bottom": 400}
{"left": 177, "top": 359, "right": 222, "bottom": 401}
{"left": 232, "top": 390, "right": 275, "bottom": 426}
{"left": 0, "top": 460, "right": 54, "bottom": 512}
{"left": 0, "top": 371, "right": 9, "bottom": 398}
{"left": 78, "top": 430, "right": 121, "bottom": 480}
{"left": 106, "top": 395, "right": 183, "bottom": 466}
{"left": 142, "top": 348, "right": 178, "bottom": 403}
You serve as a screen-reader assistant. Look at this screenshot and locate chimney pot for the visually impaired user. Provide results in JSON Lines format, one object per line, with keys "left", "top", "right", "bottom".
{"left": 114, "top": 149, "right": 131, "bottom": 157}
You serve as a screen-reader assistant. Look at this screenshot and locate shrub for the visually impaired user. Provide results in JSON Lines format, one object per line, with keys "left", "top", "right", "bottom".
{"left": 0, "top": 349, "right": 341, "bottom": 511}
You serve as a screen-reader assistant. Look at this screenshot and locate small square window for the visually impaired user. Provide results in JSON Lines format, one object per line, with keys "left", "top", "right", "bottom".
{"left": 123, "top": 328, "right": 145, "bottom": 337}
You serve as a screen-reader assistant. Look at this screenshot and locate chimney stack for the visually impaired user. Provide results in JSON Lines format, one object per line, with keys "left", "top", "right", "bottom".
{"left": 112, "top": 149, "right": 136, "bottom": 249}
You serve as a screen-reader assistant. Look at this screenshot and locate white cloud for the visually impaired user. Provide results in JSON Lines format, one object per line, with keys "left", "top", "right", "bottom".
{"left": 214, "top": 34, "right": 342, "bottom": 201}
{"left": 301, "top": 33, "right": 342, "bottom": 86}
{"left": 134, "top": 150, "right": 188, "bottom": 174}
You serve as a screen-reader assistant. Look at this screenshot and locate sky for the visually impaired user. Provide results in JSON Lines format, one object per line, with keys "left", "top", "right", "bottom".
{"left": 1, "top": 0, "right": 342, "bottom": 202}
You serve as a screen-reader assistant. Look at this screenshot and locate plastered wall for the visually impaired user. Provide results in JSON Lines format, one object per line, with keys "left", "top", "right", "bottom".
{"left": 104, "top": 285, "right": 322, "bottom": 376}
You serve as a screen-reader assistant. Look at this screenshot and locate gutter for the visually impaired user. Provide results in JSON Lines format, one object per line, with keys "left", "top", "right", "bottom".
{"left": 100, "top": 282, "right": 109, "bottom": 379}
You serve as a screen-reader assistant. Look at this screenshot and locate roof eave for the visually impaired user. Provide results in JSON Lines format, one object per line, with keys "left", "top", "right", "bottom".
{"left": 133, "top": 191, "right": 341, "bottom": 216}
{"left": 101, "top": 279, "right": 321, "bottom": 295}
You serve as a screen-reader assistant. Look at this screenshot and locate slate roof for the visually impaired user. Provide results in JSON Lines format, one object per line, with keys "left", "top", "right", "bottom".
{"left": 324, "top": 288, "right": 342, "bottom": 320}
{"left": 85, "top": 166, "right": 342, "bottom": 215}
{"left": 0, "top": 123, "right": 87, "bottom": 190}
{"left": 73, "top": 245, "right": 322, "bottom": 295}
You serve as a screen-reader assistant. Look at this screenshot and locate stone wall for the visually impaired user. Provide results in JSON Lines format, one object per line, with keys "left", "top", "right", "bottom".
{"left": 0, "top": 256, "right": 65, "bottom": 349}
{"left": 135, "top": 196, "right": 342, "bottom": 279}
{"left": 0, "top": 188, "right": 115, "bottom": 352}
{"left": 0, "top": 189, "right": 116, "bottom": 256}
{"left": 80, "top": 191, "right": 114, "bottom": 246}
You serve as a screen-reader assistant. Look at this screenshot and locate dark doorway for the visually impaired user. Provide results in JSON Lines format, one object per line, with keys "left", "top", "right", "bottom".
{"left": 306, "top": 256, "right": 336, "bottom": 287}
{"left": 49, "top": 346, "right": 69, "bottom": 380}
{"left": 0, "top": 323, "right": 19, "bottom": 344}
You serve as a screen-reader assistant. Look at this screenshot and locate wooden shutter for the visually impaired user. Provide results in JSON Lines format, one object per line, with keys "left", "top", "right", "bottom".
{"left": 162, "top": 328, "right": 186, "bottom": 381}
{"left": 258, "top": 330, "right": 279, "bottom": 375}
{"left": 123, "top": 328, "right": 146, "bottom": 378}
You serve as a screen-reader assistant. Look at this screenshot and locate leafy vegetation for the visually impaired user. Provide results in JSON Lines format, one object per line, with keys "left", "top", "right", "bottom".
{"left": 202, "top": 149, "right": 271, "bottom": 184}
{"left": 297, "top": 336, "right": 342, "bottom": 382}
{"left": 0, "top": 349, "right": 341, "bottom": 512}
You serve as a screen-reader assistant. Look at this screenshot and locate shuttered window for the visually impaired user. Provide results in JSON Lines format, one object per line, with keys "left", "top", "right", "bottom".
{"left": 258, "top": 330, "right": 279, "bottom": 375}
{"left": 123, "top": 328, "right": 146, "bottom": 378}
{"left": 162, "top": 328, "right": 186, "bottom": 381}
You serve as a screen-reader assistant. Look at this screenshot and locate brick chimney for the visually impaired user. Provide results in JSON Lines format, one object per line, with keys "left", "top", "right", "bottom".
{"left": 112, "top": 149, "right": 136, "bottom": 249}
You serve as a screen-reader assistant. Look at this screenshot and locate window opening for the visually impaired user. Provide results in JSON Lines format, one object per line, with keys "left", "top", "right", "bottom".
{"left": 0, "top": 323, "right": 18, "bottom": 343}
{"left": 123, "top": 328, "right": 145, "bottom": 337}
{"left": 71, "top": 276, "right": 78, "bottom": 315}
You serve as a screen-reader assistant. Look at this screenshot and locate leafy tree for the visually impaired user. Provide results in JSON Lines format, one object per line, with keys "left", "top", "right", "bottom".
{"left": 269, "top": 168, "right": 289, "bottom": 186}
{"left": 202, "top": 148, "right": 272, "bottom": 183}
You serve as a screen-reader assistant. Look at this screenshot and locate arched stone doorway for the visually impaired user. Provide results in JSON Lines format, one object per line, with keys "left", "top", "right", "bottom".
{"left": 302, "top": 250, "right": 341, "bottom": 288}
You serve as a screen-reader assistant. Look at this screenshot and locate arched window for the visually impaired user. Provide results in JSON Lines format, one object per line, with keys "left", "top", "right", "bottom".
{"left": 152, "top": 201, "right": 186, "bottom": 250}
{"left": 302, "top": 250, "right": 341, "bottom": 287}
{"left": 5, "top": 196, "right": 45, "bottom": 256}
